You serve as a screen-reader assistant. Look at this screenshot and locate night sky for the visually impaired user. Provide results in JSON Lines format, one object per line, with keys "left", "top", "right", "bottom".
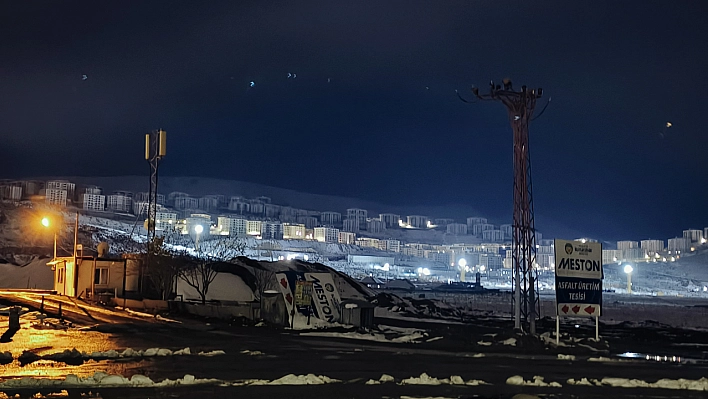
{"left": 2, "top": 1, "right": 707, "bottom": 241}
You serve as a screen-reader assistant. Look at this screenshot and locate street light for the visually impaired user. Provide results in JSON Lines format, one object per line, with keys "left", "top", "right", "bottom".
{"left": 194, "top": 224, "right": 203, "bottom": 251}
{"left": 458, "top": 258, "right": 467, "bottom": 282}
{"left": 624, "top": 264, "right": 633, "bottom": 294}
{"left": 41, "top": 217, "right": 57, "bottom": 259}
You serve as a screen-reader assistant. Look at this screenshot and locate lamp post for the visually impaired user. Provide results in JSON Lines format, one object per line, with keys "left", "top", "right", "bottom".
{"left": 458, "top": 258, "right": 467, "bottom": 282}
{"left": 194, "top": 224, "right": 203, "bottom": 252}
{"left": 41, "top": 217, "right": 57, "bottom": 259}
{"left": 624, "top": 264, "right": 633, "bottom": 294}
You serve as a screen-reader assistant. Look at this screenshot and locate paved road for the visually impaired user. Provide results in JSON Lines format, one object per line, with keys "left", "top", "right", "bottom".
{"left": 2, "top": 295, "right": 708, "bottom": 398}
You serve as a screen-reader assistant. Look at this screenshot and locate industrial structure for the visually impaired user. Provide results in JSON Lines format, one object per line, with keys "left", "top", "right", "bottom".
{"left": 461, "top": 79, "right": 548, "bottom": 334}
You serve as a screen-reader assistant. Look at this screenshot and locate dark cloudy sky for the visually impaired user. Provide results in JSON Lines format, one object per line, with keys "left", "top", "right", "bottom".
{"left": 2, "top": 1, "right": 707, "bottom": 241}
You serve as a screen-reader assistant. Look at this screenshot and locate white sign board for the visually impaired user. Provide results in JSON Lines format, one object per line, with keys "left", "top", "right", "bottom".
{"left": 555, "top": 239, "right": 602, "bottom": 279}
{"left": 554, "top": 239, "right": 603, "bottom": 318}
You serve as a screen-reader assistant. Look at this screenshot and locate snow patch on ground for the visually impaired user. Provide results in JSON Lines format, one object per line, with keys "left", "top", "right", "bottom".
{"left": 198, "top": 350, "right": 226, "bottom": 356}
{"left": 0, "top": 373, "right": 219, "bottom": 388}
{"left": 23, "top": 347, "right": 207, "bottom": 363}
{"left": 240, "top": 350, "right": 264, "bottom": 356}
{"left": 557, "top": 354, "right": 576, "bottom": 360}
{"left": 301, "top": 326, "right": 430, "bottom": 344}
{"left": 399, "top": 373, "right": 486, "bottom": 386}
{"left": 568, "top": 377, "right": 708, "bottom": 390}
{"left": 506, "top": 375, "right": 562, "bottom": 387}
{"left": 365, "top": 374, "right": 396, "bottom": 385}
{"left": 234, "top": 374, "right": 340, "bottom": 386}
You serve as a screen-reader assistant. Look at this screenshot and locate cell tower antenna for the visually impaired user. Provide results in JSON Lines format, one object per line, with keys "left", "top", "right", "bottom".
{"left": 143, "top": 130, "right": 166, "bottom": 288}
{"left": 461, "top": 79, "right": 545, "bottom": 334}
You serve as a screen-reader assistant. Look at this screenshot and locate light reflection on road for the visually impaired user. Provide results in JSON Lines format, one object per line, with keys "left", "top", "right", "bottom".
{"left": 0, "top": 312, "right": 126, "bottom": 379}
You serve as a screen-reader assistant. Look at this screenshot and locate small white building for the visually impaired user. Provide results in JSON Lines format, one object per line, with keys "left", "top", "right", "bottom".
{"left": 446, "top": 223, "right": 468, "bottom": 235}
{"left": 482, "top": 229, "right": 505, "bottom": 243}
{"left": 342, "top": 218, "right": 360, "bottom": 233}
{"left": 683, "top": 229, "right": 703, "bottom": 244}
{"left": 668, "top": 237, "right": 689, "bottom": 252}
{"left": 320, "top": 211, "right": 342, "bottom": 225}
{"left": 338, "top": 231, "right": 356, "bottom": 245}
{"left": 46, "top": 180, "right": 75, "bottom": 200}
{"left": 83, "top": 193, "right": 106, "bottom": 211}
{"left": 406, "top": 215, "right": 429, "bottom": 229}
{"left": 379, "top": 213, "right": 401, "bottom": 228}
{"left": 107, "top": 191, "right": 133, "bottom": 213}
{"left": 640, "top": 239, "right": 665, "bottom": 254}
{"left": 466, "top": 217, "right": 487, "bottom": 227}
{"left": 283, "top": 223, "right": 306, "bottom": 240}
{"left": 0, "top": 185, "right": 22, "bottom": 201}
{"left": 155, "top": 211, "right": 178, "bottom": 231}
{"left": 367, "top": 219, "right": 386, "bottom": 233}
{"left": 247, "top": 220, "right": 263, "bottom": 237}
{"left": 472, "top": 223, "right": 495, "bottom": 236}
{"left": 261, "top": 221, "right": 283, "bottom": 239}
{"left": 46, "top": 188, "right": 68, "bottom": 206}
{"left": 218, "top": 216, "right": 247, "bottom": 236}
{"left": 617, "top": 240, "right": 639, "bottom": 251}
{"left": 314, "top": 227, "right": 339, "bottom": 243}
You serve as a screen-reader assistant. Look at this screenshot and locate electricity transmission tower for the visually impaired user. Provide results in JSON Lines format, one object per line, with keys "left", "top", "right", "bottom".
{"left": 460, "top": 79, "right": 549, "bottom": 334}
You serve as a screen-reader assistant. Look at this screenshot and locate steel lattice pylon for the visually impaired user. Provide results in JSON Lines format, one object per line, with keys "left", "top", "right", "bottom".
{"left": 143, "top": 130, "right": 166, "bottom": 293}
{"left": 465, "top": 80, "right": 546, "bottom": 334}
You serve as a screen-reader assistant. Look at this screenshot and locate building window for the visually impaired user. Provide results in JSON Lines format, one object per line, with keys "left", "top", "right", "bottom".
{"left": 57, "top": 268, "right": 64, "bottom": 284}
{"left": 94, "top": 268, "right": 109, "bottom": 285}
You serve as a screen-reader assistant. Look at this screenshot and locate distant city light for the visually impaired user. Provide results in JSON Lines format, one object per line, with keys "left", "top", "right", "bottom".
{"left": 303, "top": 255, "right": 309, "bottom": 261}
{"left": 624, "top": 264, "right": 633, "bottom": 274}
{"left": 41, "top": 217, "right": 50, "bottom": 228}
{"left": 458, "top": 258, "right": 467, "bottom": 268}
{"left": 194, "top": 225, "right": 203, "bottom": 234}
{"left": 479, "top": 265, "right": 486, "bottom": 272}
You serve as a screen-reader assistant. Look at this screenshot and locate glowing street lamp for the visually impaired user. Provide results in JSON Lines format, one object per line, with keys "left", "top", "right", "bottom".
{"left": 624, "top": 264, "right": 634, "bottom": 294}
{"left": 458, "top": 258, "right": 467, "bottom": 282}
{"left": 194, "top": 224, "right": 204, "bottom": 251}
{"left": 41, "top": 217, "right": 57, "bottom": 259}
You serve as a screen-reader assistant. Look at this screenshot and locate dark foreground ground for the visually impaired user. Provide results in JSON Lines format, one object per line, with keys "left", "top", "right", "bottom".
{"left": 2, "top": 293, "right": 708, "bottom": 398}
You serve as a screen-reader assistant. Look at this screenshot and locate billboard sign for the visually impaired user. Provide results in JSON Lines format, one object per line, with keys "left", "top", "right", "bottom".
{"left": 295, "top": 281, "right": 313, "bottom": 307}
{"left": 305, "top": 273, "right": 342, "bottom": 323}
{"left": 554, "top": 239, "right": 603, "bottom": 317}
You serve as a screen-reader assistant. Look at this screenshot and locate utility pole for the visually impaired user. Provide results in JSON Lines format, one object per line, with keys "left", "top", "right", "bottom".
{"left": 143, "top": 130, "right": 167, "bottom": 291}
{"left": 464, "top": 79, "right": 547, "bottom": 334}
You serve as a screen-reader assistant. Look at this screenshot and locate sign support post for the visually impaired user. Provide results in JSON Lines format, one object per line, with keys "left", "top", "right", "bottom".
{"left": 555, "top": 316, "right": 560, "bottom": 346}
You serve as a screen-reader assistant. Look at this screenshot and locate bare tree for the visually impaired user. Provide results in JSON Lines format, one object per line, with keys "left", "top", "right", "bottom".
{"left": 176, "top": 235, "right": 247, "bottom": 304}
{"left": 146, "top": 236, "right": 182, "bottom": 300}
{"left": 253, "top": 268, "right": 276, "bottom": 302}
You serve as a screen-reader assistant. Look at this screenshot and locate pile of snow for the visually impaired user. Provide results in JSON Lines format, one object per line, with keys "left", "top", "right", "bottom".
{"left": 240, "top": 350, "right": 264, "bottom": 356}
{"left": 365, "top": 374, "right": 395, "bottom": 385}
{"left": 557, "top": 354, "right": 576, "bottom": 361}
{"left": 0, "top": 372, "right": 220, "bottom": 389}
{"left": 197, "top": 350, "right": 226, "bottom": 357}
{"left": 568, "top": 377, "right": 708, "bottom": 391}
{"left": 506, "top": 375, "right": 562, "bottom": 387}
{"left": 300, "top": 326, "right": 430, "bottom": 344}
{"left": 21, "top": 347, "right": 224, "bottom": 364}
{"left": 399, "top": 373, "right": 486, "bottom": 386}
{"left": 234, "top": 374, "right": 341, "bottom": 386}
